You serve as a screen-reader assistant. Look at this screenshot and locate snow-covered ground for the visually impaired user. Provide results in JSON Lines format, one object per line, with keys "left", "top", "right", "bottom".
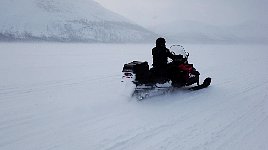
{"left": 0, "top": 43, "right": 268, "bottom": 150}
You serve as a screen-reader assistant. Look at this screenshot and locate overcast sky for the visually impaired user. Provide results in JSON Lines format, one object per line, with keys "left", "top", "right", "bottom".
{"left": 95, "top": 0, "right": 267, "bottom": 27}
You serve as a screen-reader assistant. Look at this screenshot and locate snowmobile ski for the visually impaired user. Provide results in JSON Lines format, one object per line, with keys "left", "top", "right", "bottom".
{"left": 189, "top": 77, "right": 211, "bottom": 91}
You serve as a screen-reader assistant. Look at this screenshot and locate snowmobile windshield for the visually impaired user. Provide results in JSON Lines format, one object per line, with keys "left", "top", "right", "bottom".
{"left": 170, "top": 45, "right": 189, "bottom": 59}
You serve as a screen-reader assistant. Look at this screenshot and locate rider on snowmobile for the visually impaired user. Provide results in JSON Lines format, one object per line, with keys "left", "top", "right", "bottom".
{"left": 151, "top": 37, "right": 175, "bottom": 79}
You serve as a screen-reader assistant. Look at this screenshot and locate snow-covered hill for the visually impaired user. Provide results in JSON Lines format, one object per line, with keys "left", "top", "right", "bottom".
{"left": 0, "top": 43, "right": 268, "bottom": 150}
{"left": 0, "top": 0, "right": 156, "bottom": 42}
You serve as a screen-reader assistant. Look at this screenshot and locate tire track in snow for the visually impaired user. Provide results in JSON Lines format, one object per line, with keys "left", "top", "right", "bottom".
{"left": 165, "top": 84, "right": 268, "bottom": 150}
{"left": 97, "top": 79, "right": 268, "bottom": 150}
{"left": 0, "top": 74, "right": 121, "bottom": 100}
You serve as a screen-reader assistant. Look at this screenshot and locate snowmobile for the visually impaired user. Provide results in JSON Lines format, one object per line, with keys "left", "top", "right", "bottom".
{"left": 122, "top": 45, "right": 211, "bottom": 100}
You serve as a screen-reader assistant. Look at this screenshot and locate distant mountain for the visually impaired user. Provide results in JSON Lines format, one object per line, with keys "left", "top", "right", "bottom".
{"left": 151, "top": 20, "right": 268, "bottom": 44}
{"left": 0, "top": 0, "right": 156, "bottom": 42}
{"left": 227, "top": 20, "right": 268, "bottom": 43}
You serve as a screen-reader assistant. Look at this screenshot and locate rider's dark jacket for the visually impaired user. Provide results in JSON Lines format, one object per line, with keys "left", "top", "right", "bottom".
{"left": 152, "top": 46, "right": 174, "bottom": 69}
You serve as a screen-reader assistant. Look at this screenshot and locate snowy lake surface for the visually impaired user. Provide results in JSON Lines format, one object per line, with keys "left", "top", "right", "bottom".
{"left": 0, "top": 43, "right": 268, "bottom": 150}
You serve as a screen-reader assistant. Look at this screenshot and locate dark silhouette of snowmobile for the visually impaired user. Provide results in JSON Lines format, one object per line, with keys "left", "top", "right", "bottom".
{"left": 122, "top": 45, "right": 211, "bottom": 99}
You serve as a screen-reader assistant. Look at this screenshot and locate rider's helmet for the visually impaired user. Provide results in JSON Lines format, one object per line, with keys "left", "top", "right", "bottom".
{"left": 156, "top": 37, "right": 166, "bottom": 47}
